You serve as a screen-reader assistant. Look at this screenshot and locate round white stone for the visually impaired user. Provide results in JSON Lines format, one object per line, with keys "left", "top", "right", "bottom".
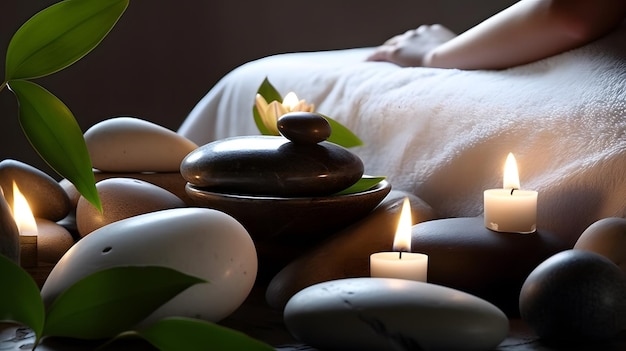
{"left": 284, "top": 277, "right": 509, "bottom": 351}
{"left": 41, "top": 207, "right": 257, "bottom": 325}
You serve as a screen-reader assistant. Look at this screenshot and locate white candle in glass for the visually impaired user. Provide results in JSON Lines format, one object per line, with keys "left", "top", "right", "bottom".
{"left": 484, "top": 153, "right": 538, "bottom": 234}
{"left": 370, "top": 198, "right": 428, "bottom": 281}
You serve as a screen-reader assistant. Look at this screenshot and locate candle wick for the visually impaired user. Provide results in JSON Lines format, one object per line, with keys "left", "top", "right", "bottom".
{"left": 510, "top": 188, "right": 515, "bottom": 195}
{"left": 399, "top": 251, "right": 403, "bottom": 260}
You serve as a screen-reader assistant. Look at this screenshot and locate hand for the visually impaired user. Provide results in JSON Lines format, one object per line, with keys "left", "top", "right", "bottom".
{"left": 366, "top": 24, "right": 457, "bottom": 67}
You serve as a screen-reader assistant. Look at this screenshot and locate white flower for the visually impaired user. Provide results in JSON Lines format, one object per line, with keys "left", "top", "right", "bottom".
{"left": 255, "top": 92, "right": 315, "bottom": 135}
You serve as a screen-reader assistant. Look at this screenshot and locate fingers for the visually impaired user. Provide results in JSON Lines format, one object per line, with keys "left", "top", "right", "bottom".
{"left": 382, "top": 24, "right": 446, "bottom": 45}
{"left": 366, "top": 24, "right": 456, "bottom": 66}
{"left": 383, "top": 33, "right": 403, "bottom": 45}
{"left": 429, "top": 24, "right": 456, "bottom": 38}
{"left": 415, "top": 24, "right": 429, "bottom": 34}
{"left": 366, "top": 46, "right": 395, "bottom": 62}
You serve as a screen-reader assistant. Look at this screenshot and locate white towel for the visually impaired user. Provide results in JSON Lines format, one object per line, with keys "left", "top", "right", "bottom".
{"left": 179, "top": 23, "right": 626, "bottom": 246}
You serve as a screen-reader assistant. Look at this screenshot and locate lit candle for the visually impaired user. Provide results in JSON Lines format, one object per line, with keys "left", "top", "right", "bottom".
{"left": 484, "top": 153, "right": 538, "bottom": 234}
{"left": 370, "top": 198, "right": 428, "bottom": 281}
{"left": 13, "top": 182, "right": 38, "bottom": 267}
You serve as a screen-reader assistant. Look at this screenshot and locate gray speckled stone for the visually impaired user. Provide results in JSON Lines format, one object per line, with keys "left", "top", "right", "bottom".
{"left": 76, "top": 178, "right": 187, "bottom": 237}
{"left": 181, "top": 136, "right": 363, "bottom": 197}
{"left": 520, "top": 250, "right": 626, "bottom": 341}
{"left": 0, "top": 159, "right": 71, "bottom": 222}
{"left": 284, "top": 277, "right": 509, "bottom": 351}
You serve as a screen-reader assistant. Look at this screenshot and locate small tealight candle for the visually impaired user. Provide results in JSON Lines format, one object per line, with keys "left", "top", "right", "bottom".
{"left": 13, "top": 182, "right": 38, "bottom": 267}
{"left": 484, "top": 153, "right": 538, "bottom": 234}
{"left": 370, "top": 198, "right": 428, "bottom": 281}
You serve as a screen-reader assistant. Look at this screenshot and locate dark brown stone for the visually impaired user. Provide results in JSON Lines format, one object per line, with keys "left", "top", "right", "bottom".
{"left": 181, "top": 135, "right": 363, "bottom": 197}
{"left": 411, "top": 217, "right": 569, "bottom": 317}
{"left": 0, "top": 159, "right": 71, "bottom": 222}
{"left": 277, "top": 112, "right": 331, "bottom": 144}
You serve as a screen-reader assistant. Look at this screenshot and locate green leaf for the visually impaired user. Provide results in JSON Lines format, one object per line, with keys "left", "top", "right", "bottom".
{"left": 334, "top": 175, "right": 386, "bottom": 195}
{"left": 134, "top": 317, "right": 275, "bottom": 351}
{"left": 0, "top": 254, "right": 45, "bottom": 341}
{"left": 257, "top": 77, "right": 283, "bottom": 103}
{"left": 43, "top": 266, "right": 206, "bottom": 340}
{"left": 7, "top": 80, "right": 102, "bottom": 211}
{"left": 323, "top": 114, "right": 364, "bottom": 148}
{"left": 5, "top": 0, "right": 129, "bottom": 80}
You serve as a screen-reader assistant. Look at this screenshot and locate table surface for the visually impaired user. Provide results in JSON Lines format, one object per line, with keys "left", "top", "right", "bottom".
{"left": 3, "top": 280, "right": 626, "bottom": 351}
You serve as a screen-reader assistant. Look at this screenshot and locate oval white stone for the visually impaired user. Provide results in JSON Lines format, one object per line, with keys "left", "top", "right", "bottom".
{"left": 85, "top": 116, "right": 198, "bottom": 172}
{"left": 41, "top": 207, "right": 257, "bottom": 325}
{"left": 284, "top": 277, "right": 509, "bottom": 351}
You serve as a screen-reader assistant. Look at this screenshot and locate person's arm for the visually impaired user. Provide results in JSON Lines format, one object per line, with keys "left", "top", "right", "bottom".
{"left": 367, "top": 0, "right": 626, "bottom": 70}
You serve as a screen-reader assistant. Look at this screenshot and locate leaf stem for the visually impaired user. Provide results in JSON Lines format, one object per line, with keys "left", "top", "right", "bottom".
{"left": 0, "top": 81, "right": 6, "bottom": 92}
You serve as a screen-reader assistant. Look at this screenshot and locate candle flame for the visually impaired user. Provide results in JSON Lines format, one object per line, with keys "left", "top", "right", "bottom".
{"left": 392, "top": 197, "right": 412, "bottom": 252}
{"left": 503, "top": 153, "right": 520, "bottom": 190}
{"left": 282, "top": 92, "right": 300, "bottom": 110}
{"left": 12, "top": 182, "right": 37, "bottom": 236}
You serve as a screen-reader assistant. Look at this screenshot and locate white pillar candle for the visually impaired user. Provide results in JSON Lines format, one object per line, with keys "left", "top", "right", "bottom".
{"left": 370, "top": 198, "right": 428, "bottom": 281}
{"left": 370, "top": 251, "right": 428, "bottom": 281}
{"left": 484, "top": 153, "right": 537, "bottom": 234}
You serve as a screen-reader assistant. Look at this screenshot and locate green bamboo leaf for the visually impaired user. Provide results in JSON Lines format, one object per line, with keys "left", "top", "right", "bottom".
{"left": 134, "top": 317, "right": 274, "bottom": 351}
{"left": 43, "top": 266, "right": 206, "bottom": 340}
{"left": 5, "top": 0, "right": 129, "bottom": 80}
{"left": 0, "top": 255, "right": 45, "bottom": 341}
{"left": 323, "top": 114, "right": 364, "bottom": 148}
{"left": 334, "top": 175, "right": 386, "bottom": 195}
{"left": 7, "top": 80, "right": 102, "bottom": 211}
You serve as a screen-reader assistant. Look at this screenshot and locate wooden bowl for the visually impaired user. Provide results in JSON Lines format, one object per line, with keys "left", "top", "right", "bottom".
{"left": 185, "top": 179, "right": 391, "bottom": 244}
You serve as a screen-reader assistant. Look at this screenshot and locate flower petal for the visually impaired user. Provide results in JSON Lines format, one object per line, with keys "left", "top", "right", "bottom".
{"left": 262, "top": 101, "right": 284, "bottom": 135}
{"left": 255, "top": 94, "right": 269, "bottom": 111}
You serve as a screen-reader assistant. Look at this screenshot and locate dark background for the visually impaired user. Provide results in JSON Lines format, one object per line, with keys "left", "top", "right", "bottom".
{"left": 0, "top": 0, "right": 516, "bottom": 178}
